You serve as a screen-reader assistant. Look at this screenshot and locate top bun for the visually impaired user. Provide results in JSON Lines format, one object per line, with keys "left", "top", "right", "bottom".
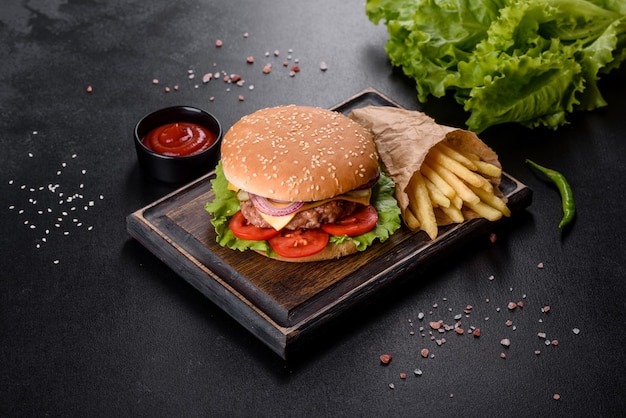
{"left": 221, "top": 105, "right": 379, "bottom": 202}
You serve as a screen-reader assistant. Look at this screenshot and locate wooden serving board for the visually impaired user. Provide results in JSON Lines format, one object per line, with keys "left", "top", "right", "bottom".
{"left": 126, "top": 88, "right": 532, "bottom": 359}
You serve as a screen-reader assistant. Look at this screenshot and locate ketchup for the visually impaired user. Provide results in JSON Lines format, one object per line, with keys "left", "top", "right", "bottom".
{"left": 142, "top": 122, "right": 216, "bottom": 157}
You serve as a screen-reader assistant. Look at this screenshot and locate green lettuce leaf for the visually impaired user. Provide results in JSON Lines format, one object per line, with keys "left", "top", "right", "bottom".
{"left": 204, "top": 161, "right": 402, "bottom": 257}
{"left": 366, "top": 0, "right": 626, "bottom": 132}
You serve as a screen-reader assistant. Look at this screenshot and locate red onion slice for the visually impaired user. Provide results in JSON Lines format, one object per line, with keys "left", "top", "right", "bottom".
{"left": 249, "top": 194, "right": 305, "bottom": 216}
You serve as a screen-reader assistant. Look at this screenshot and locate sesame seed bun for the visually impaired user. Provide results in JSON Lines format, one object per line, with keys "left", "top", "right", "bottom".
{"left": 220, "top": 105, "right": 379, "bottom": 202}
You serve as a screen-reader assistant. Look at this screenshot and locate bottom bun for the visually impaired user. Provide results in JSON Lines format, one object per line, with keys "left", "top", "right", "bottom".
{"left": 255, "top": 241, "right": 358, "bottom": 263}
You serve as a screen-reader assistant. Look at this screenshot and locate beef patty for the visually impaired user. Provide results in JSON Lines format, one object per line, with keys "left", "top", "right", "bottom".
{"left": 240, "top": 199, "right": 360, "bottom": 230}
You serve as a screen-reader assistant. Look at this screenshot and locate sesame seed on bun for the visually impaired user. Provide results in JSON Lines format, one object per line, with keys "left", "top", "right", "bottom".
{"left": 220, "top": 105, "right": 379, "bottom": 202}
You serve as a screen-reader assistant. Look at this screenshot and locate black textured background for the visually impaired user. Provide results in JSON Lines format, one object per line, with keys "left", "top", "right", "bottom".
{"left": 2, "top": 1, "right": 625, "bottom": 416}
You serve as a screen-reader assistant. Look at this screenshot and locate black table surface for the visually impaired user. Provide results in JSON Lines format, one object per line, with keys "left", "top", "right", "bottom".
{"left": 2, "top": 1, "right": 625, "bottom": 416}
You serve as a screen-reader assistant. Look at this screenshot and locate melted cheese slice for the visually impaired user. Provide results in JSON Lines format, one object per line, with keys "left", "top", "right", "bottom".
{"left": 230, "top": 183, "right": 372, "bottom": 230}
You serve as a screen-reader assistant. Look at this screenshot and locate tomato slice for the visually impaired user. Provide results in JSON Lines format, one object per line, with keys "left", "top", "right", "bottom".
{"left": 229, "top": 211, "right": 281, "bottom": 241}
{"left": 268, "top": 228, "right": 329, "bottom": 258}
{"left": 321, "top": 205, "right": 378, "bottom": 237}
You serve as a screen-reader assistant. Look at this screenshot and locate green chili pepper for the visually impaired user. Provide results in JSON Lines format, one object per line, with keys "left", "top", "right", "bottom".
{"left": 525, "top": 159, "right": 575, "bottom": 228}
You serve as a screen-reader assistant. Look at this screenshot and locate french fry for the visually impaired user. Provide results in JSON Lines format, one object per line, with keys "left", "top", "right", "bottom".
{"left": 465, "top": 201, "right": 504, "bottom": 222}
{"left": 426, "top": 159, "right": 480, "bottom": 205}
{"left": 420, "top": 162, "right": 456, "bottom": 200}
{"left": 434, "top": 142, "right": 477, "bottom": 170}
{"left": 471, "top": 159, "right": 502, "bottom": 178}
{"left": 403, "top": 207, "right": 421, "bottom": 231}
{"left": 439, "top": 204, "right": 465, "bottom": 224}
{"left": 426, "top": 147, "right": 490, "bottom": 190}
{"left": 451, "top": 195, "right": 463, "bottom": 210}
{"left": 447, "top": 143, "right": 480, "bottom": 161}
{"left": 445, "top": 140, "right": 502, "bottom": 178}
{"left": 424, "top": 177, "right": 450, "bottom": 208}
{"left": 469, "top": 184, "right": 511, "bottom": 217}
{"left": 407, "top": 171, "right": 438, "bottom": 240}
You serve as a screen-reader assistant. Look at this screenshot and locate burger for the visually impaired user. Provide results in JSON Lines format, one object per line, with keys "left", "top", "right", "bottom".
{"left": 205, "top": 105, "right": 401, "bottom": 262}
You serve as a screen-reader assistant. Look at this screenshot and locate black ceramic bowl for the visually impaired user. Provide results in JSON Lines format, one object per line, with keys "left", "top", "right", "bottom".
{"left": 134, "top": 106, "right": 222, "bottom": 183}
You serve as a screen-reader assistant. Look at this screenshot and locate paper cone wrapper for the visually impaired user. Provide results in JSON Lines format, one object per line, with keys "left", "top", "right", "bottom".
{"left": 350, "top": 106, "right": 503, "bottom": 223}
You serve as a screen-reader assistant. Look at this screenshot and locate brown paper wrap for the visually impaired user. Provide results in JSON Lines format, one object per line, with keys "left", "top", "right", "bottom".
{"left": 349, "top": 106, "right": 504, "bottom": 226}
